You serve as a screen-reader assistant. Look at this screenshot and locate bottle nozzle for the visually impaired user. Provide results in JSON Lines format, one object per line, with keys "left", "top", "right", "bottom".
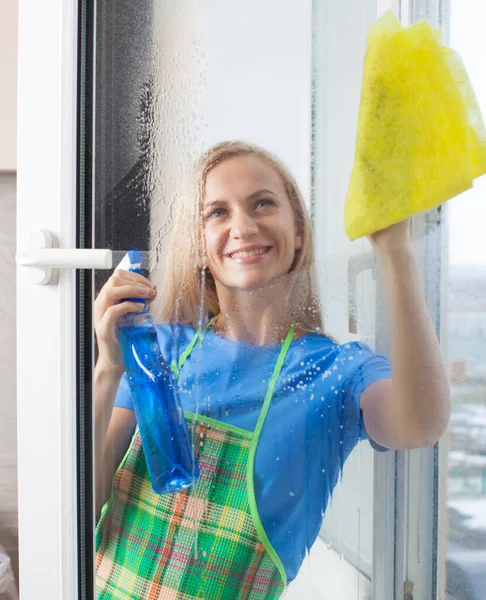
{"left": 116, "top": 249, "right": 144, "bottom": 274}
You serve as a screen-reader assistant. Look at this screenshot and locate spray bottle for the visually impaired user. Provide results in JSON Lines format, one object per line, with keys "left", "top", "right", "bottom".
{"left": 116, "top": 249, "right": 199, "bottom": 494}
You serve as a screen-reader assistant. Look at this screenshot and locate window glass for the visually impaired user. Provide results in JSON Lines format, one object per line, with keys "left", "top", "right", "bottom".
{"left": 446, "top": 2, "right": 486, "bottom": 599}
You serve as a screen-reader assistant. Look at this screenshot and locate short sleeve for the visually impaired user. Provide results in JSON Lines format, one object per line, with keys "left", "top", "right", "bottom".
{"left": 112, "top": 323, "right": 195, "bottom": 412}
{"left": 342, "top": 341, "right": 392, "bottom": 452}
{"left": 114, "top": 324, "right": 186, "bottom": 410}
{"left": 113, "top": 372, "right": 134, "bottom": 411}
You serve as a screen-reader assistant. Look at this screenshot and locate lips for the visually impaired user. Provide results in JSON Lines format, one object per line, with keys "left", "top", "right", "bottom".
{"left": 226, "top": 245, "right": 271, "bottom": 259}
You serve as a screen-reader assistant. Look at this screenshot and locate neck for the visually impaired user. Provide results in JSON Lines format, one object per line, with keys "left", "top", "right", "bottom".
{"left": 214, "top": 277, "right": 302, "bottom": 345}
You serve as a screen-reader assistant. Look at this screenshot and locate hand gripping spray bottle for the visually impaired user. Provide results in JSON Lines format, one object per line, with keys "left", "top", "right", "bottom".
{"left": 116, "top": 249, "right": 200, "bottom": 494}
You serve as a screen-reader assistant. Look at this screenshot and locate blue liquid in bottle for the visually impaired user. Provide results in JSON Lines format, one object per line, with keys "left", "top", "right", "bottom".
{"left": 117, "top": 250, "right": 199, "bottom": 494}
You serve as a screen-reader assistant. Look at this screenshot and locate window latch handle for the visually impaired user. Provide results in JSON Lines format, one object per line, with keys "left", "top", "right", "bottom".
{"left": 16, "top": 228, "right": 113, "bottom": 285}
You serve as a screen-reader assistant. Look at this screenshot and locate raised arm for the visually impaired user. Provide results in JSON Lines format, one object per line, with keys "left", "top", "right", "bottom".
{"left": 360, "top": 219, "right": 451, "bottom": 450}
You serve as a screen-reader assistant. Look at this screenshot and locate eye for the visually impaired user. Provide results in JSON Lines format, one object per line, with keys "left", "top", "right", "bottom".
{"left": 255, "top": 198, "right": 276, "bottom": 209}
{"left": 205, "top": 206, "right": 226, "bottom": 220}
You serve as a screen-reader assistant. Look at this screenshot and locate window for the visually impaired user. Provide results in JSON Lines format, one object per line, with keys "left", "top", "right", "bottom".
{"left": 17, "top": 1, "right": 476, "bottom": 598}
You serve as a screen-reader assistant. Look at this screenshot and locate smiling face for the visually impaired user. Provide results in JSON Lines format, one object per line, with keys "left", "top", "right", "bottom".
{"left": 203, "top": 154, "right": 302, "bottom": 297}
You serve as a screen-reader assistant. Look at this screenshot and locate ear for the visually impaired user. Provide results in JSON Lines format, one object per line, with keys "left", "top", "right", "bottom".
{"left": 295, "top": 234, "right": 303, "bottom": 250}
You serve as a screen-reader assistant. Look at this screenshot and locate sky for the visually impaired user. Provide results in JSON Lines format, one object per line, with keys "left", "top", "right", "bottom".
{"left": 448, "top": 0, "right": 486, "bottom": 266}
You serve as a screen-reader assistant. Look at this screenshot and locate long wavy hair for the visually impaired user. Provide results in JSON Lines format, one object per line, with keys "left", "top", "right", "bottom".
{"left": 156, "top": 140, "right": 324, "bottom": 333}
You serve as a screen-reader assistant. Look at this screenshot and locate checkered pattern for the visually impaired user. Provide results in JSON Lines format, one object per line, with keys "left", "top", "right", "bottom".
{"left": 96, "top": 419, "right": 285, "bottom": 599}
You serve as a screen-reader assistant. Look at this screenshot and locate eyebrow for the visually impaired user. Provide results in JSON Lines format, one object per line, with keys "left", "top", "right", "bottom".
{"left": 204, "top": 189, "right": 278, "bottom": 209}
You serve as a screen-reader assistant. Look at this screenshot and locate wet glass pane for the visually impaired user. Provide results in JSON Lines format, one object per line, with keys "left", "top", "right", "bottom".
{"left": 447, "top": 2, "right": 486, "bottom": 599}
{"left": 88, "top": 3, "right": 413, "bottom": 600}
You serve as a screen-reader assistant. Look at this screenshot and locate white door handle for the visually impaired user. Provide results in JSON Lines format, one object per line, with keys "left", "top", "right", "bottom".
{"left": 16, "top": 229, "right": 113, "bottom": 285}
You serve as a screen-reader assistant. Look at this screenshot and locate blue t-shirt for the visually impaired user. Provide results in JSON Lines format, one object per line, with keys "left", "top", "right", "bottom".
{"left": 114, "top": 324, "right": 392, "bottom": 583}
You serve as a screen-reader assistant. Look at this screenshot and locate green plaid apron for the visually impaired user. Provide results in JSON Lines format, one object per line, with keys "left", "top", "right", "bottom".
{"left": 96, "top": 325, "right": 294, "bottom": 599}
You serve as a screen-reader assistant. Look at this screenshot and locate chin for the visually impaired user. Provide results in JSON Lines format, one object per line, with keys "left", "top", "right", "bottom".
{"left": 231, "top": 275, "right": 283, "bottom": 293}
{"left": 214, "top": 268, "right": 293, "bottom": 295}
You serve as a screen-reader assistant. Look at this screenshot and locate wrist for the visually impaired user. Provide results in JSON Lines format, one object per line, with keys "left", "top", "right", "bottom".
{"left": 94, "top": 359, "right": 125, "bottom": 415}
{"left": 95, "top": 357, "right": 125, "bottom": 380}
{"left": 374, "top": 238, "right": 416, "bottom": 265}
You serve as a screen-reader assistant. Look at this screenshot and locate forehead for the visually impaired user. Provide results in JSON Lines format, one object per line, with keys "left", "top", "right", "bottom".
{"left": 204, "top": 155, "right": 286, "bottom": 201}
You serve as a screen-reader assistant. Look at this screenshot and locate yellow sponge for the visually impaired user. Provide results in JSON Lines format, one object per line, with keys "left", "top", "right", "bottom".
{"left": 344, "top": 11, "right": 486, "bottom": 241}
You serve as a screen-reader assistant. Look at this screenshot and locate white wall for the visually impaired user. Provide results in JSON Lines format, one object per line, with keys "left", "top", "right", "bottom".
{"left": 0, "top": 1, "right": 18, "bottom": 171}
{"left": 149, "top": 0, "right": 313, "bottom": 309}
{"left": 194, "top": 0, "right": 312, "bottom": 200}
{"left": 0, "top": 0, "right": 19, "bottom": 584}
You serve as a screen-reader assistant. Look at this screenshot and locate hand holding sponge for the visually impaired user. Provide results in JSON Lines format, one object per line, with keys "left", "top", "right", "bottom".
{"left": 344, "top": 11, "right": 486, "bottom": 241}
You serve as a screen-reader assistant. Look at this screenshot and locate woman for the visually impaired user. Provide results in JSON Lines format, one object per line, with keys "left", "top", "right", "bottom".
{"left": 94, "top": 141, "right": 450, "bottom": 599}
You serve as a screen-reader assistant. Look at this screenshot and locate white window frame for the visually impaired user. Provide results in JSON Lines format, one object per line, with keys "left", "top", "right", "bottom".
{"left": 17, "top": 0, "right": 79, "bottom": 598}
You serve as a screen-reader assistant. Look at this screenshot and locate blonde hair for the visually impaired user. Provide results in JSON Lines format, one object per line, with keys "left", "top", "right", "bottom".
{"left": 157, "top": 140, "right": 324, "bottom": 332}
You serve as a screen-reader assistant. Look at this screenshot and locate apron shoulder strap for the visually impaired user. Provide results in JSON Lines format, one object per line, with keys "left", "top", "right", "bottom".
{"left": 171, "top": 317, "right": 218, "bottom": 378}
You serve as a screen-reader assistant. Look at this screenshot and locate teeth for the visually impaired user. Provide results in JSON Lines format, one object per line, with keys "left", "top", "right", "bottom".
{"left": 231, "top": 248, "right": 267, "bottom": 258}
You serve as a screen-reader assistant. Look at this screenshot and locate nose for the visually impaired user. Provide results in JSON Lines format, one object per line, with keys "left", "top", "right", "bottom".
{"left": 230, "top": 209, "right": 259, "bottom": 239}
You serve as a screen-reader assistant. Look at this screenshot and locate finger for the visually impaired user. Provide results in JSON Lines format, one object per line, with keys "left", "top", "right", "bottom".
{"left": 95, "top": 281, "right": 156, "bottom": 317}
{"left": 100, "top": 302, "right": 146, "bottom": 328}
{"left": 107, "top": 284, "right": 157, "bottom": 303}
{"left": 95, "top": 301, "right": 145, "bottom": 340}
{"left": 113, "top": 269, "right": 155, "bottom": 288}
